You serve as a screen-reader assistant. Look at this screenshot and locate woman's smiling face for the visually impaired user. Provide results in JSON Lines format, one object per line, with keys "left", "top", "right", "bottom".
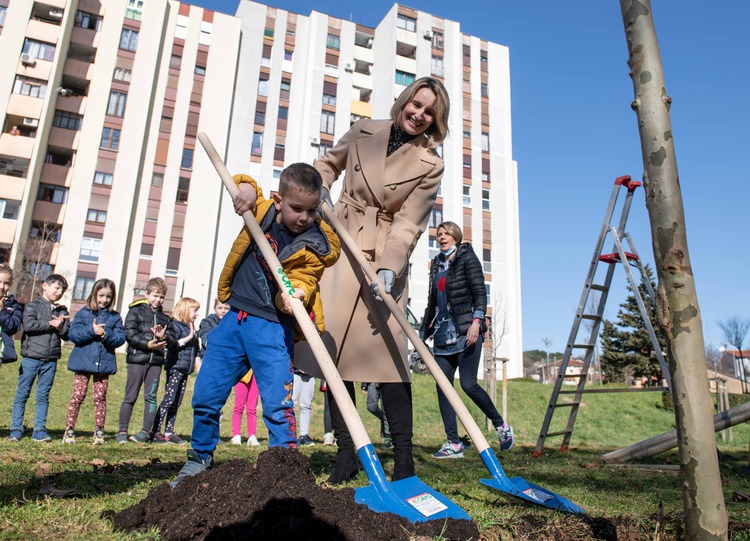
{"left": 400, "top": 87, "right": 437, "bottom": 136}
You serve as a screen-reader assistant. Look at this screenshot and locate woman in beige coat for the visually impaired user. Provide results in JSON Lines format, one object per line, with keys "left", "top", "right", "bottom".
{"left": 295, "top": 77, "right": 450, "bottom": 483}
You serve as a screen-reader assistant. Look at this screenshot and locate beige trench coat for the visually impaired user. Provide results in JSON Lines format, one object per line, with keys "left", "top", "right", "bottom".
{"left": 294, "top": 119, "right": 443, "bottom": 383}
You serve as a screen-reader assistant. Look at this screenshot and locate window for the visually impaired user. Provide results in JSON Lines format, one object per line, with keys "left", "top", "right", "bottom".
{"left": 395, "top": 70, "right": 415, "bottom": 86}
{"left": 429, "top": 207, "right": 443, "bottom": 228}
{"left": 431, "top": 56, "right": 444, "bottom": 77}
{"left": 258, "top": 77, "right": 269, "bottom": 96}
{"left": 151, "top": 173, "right": 164, "bottom": 187}
{"left": 463, "top": 185, "right": 471, "bottom": 206}
{"left": 483, "top": 248, "right": 492, "bottom": 272}
{"left": 125, "top": 0, "right": 144, "bottom": 21}
{"left": 251, "top": 132, "right": 263, "bottom": 156}
{"left": 481, "top": 132, "right": 489, "bottom": 152}
{"left": 320, "top": 111, "right": 335, "bottom": 135}
{"left": 327, "top": 33, "right": 340, "bottom": 50}
{"left": 0, "top": 199, "right": 20, "bottom": 220}
{"left": 93, "top": 171, "right": 113, "bottom": 186}
{"left": 463, "top": 130, "right": 471, "bottom": 139}
{"left": 482, "top": 189, "right": 491, "bottom": 211}
{"left": 53, "top": 110, "right": 83, "bottom": 130}
{"left": 479, "top": 84, "right": 488, "bottom": 101}
{"left": 480, "top": 51, "right": 488, "bottom": 63}
{"left": 0, "top": 6, "right": 6, "bottom": 28}
{"left": 22, "top": 39, "right": 56, "bottom": 61}
{"left": 254, "top": 108, "right": 265, "bottom": 125}
{"left": 80, "top": 237, "right": 102, "bottom": 262}
{"left": 181, "top": 148, "right": 193, "bottom": 169}
{"left": 278, "top": 106, "right": 288, "bottom": 130}
{"left": 140, "top": 243, "right": 153, "bottom": 256}
{"left": 432, "top": 31, "right": 444, "bottom": 50}
{"left": 195, "top": 65, "right": 206, "bottom": 76}
{"left": 119, "top": 29, "right": 139, "bottom": 52}
{"left": 264, "top": 27, "right": 274, "bottom": 39}
{"left": 13, "top": 76, "right": 47, "bottom": 98}
{"left": 73, "top": 276, "right": 96, "bottom": 300}
{"left": 38, "top": 184, "right": 68, "bottom": 204}
{"left": 318, "top": 143, "right": 332, "bottom": 158}
{"left": 176, "top": 177, "right": 190, "bottom": 203}
{"left": 324, "top": 64, "right": 339, "bottom": 78}
{"left": 273, "top": 169, "right": 282, "bottom": 180}
{"left": 107, "top": 91, "right": 127, "bottom": 117}
{"left": 170, "top": 55, "right": 182, "bottom": 69}
{"left": 322, "top": 93, "right": 337, "bottom": 106}
{"left": 113, "top": 67, "right": 132, "bottom": 82}
{"left": 428, "top": 237, "right": 439, "bottom": 259}
{"left": 397, "top": 14, "right": 416, "bottom": 32}
{"left": 166, "top": 247, "right": 181, "bottom": 273}
{"left": 481, "top": 171, "right": 490, "bottom": 182}
{"left": 100, "top": 127, "right": 121, "bottom": 150}
{"left": 279, "top": 79, "right": 291, "bottom": 101}
{"left": 485, "top": 283, "right": 491, "bottom": 298}
{"left": 74, "top": 11, "right": 102, "bottom": 31}
{"left": 87, "top": 209, "right": 107, "bottom": 223}
{"left": 284, "top": 50, "right": 293, "bottom": 61}
{"left": 274, "top": 144, "right": 285, "bottom": 162}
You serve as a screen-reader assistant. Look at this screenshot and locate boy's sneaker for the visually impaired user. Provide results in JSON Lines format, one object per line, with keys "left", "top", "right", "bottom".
{"left": 152, "top": 433, "right": 168, "bottom": 444}
{"left": 298, "top": 434, "right": 314, "bottom": 447}
{"left": 116, "top": 432, "right": 129, "bottom": 445}
{"left": 93, "top": 429, "right": 105, "bottom": 445}
{"left": 166, "top": 434, "right": 187, "bottom": 445}
{"left": 63, "top": 428, "right": 76, "bottom": 444}
{"left": 32, "top": 430, "right": 52, "bottom": 443}
{"left": 247, "top": 434, "right": 260, "bottom": 447}
{"left": 170, "top": 450, "right": 214, "bottom": 487}
{"left": 230, "top": 435, "right": 242, "bottom": 445}
{"left": 496, "top": 421, "right": 514, "bottom": 451}
{"left": 380, "top": 437, "right": 394, "bottom": 450}
{"left": 323, "top": 432, "right": 335, "bottom": 446}
{"left": 8, "top": 429, "right": 23, "bottom": 442}
{"left": 432, "top": 441, "right": 465, "bottom": 459}
{"left": 129, "top": 430, "right": 151, "bottom": 444}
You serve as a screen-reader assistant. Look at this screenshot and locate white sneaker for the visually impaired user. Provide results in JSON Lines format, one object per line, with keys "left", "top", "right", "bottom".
{"left": 247, "top": 434, "right": 260, "bottom": 446}
{"left": 230, "top": 435, "right": 242, "bottom": 445}
{"left": 323, "top": 432, "right": 335, "bottom": 446}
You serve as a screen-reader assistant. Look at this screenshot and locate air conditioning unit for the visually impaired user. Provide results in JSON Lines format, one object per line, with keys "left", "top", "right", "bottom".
{"left": 344, "top": 63, "right": 353, "bottom": 73}
{"left": 49, "top": 9, "right": 64, "bottom": 18}
{"left": 20, "top": 53, "right": 35, "bottom": 65}
{"left": 310, "top": 137, "right": 319, "bottom": 146}
{"left": 57, "top": 87, "right": 72, "bottom": 97}
{"left": 366, "top": 37, "right": 374, "bottom": 48}
{"left": 424, "top": 30, "right": 433, "bottom": 40}
{"left": 23, "top": 118, "right": 39, "bottom": 127}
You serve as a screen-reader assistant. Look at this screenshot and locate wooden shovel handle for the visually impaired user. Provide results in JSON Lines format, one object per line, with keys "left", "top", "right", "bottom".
{"left": 319, "top": 202, "right": 492, "bottom": 454}
{"left": 197, "top": 132, "right": 371, "bottom": 450}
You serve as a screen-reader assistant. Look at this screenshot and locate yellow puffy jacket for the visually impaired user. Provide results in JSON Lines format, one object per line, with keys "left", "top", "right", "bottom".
{"left": 217, "top": 174, "right": 340, "bottom": 341}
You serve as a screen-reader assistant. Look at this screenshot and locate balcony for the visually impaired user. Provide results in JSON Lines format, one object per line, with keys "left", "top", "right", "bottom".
{"left": 32, "top": 200, "right": 66, "bottom": 224}
{"left": 55, "top": 95, "right": 87, "bottom": 115}
{"left": 7, "top": 94, "right": 44, "bottom": 119}
{"left": 0, "top": 222, "right": 18, "bottom": 245}
{"left": 64, "top": 57, "right": 94, "bottom": 81}
{"left": 40, "top": 163, "right": 72, "bottom": 187}
{"left": 352, "top": 72, "right": 372, "bottom": 91}
{"left": 353, "top": 44, "right": 374, "bottom": 64}
{"left": 18, "top": 58, "right": 52, "bottom": 80}
{"left": 27, "top": 19, "right": 61, "bottom": 44}
{"left": 0, "top": 133, "right": 36, "bottom": 160}
{"left": 71, "top": 26, "right": 99, "bottom": 49}
{"left": 396, "top": 27, "right": 418, "bottom": 47}
{"left": 78, "top": 0, "right": 104, "bottom": 15}
{"left": 0, "top": 176, "right": 27, "bottom": 201}
{"left": 48, "top": 126, "right": 80, "bottom": 150}
{"left": 395, "top": 55, "right": 417, "bottom": 74}
{"left": 0, "top": 156, "right": 30, "bottom": 180}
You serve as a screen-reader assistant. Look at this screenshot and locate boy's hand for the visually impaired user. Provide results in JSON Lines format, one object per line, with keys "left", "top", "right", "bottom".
{"left": 93, "top": 319, "right": 106, "bottom": 337}
{"left": 151, "top": 324, "right": 166, "bottom": 339}
{"left": 234, "top": 184, "right": 257, "bottom": 216}
{"left": 49, "top": 314, "right": 69, "bottom": 330}
{"left": 280, "top": 288, "right": 305, "bottom": 314}
{"left": 147, "top": 339, "right": 166, "bottom": 350}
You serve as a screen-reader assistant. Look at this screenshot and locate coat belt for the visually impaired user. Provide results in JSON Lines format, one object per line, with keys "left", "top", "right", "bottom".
{"left": 339, "top": 192, "right": 393, "bottom": 258}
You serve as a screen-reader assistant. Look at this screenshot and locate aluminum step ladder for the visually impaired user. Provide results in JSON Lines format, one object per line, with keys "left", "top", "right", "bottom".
{"left": 532, "top": 175, "right": 671, "bottom": 457}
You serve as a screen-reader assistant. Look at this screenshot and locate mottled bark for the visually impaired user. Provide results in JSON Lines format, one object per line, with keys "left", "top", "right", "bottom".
{"left": 619, "top": 1, "right": 728, "bottom": 539}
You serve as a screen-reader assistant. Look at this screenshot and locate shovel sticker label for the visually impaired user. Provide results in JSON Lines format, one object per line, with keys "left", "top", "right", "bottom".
{"left": 406, "top": 492, "right": 448, "bottom": 517}
{"left": 522, "top": 487, "right": 554, "bottom": 503}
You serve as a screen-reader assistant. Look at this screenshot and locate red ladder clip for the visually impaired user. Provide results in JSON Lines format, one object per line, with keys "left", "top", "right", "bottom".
{"left": 599, "top": 252, "right": 639, "bottom": 264}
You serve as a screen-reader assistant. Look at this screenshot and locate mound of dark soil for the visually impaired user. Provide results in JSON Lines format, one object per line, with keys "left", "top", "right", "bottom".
{"left": 107, "top": 447, "right": 479, "bottom": 540}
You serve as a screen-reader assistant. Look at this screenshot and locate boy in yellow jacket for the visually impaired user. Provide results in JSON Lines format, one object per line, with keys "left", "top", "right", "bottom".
{"left": 173, "top": 163, "right": 339, "bottom": 485}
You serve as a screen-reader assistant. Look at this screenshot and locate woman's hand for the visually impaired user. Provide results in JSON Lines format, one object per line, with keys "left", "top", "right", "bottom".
{"left": 466, "top": 319, "right": 481, "bottom": 347}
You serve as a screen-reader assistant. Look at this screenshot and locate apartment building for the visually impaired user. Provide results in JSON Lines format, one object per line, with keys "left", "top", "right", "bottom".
{"left": 0, "top": 0, "right": 522, "bottom": 377}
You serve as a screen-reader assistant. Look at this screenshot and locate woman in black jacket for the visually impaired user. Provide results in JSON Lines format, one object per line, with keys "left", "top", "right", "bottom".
{"left": 420, "top": 221, "right": 514, "bottom": 458}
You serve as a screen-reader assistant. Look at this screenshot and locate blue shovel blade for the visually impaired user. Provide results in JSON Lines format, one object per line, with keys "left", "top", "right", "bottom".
{"left": 353, "top": 444, "right": 471, "bottom": 523}
{"left": 479, "top": 449, "right": 585, "bottom": 515}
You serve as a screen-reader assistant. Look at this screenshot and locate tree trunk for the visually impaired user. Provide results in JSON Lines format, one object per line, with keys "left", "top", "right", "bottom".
{"left": 619, "top": 1, "right": 728, "bottom": 538}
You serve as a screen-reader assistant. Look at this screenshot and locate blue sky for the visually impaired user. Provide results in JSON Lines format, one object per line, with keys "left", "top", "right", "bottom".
{"left": 192, "top": 0, "right": 750, "bottom": 354}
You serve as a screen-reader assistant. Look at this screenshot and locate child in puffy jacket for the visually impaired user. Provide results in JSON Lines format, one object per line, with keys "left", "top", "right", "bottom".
{"left": 151, "top": 297, "right": 200, "bottom": 445}
{"left": 0, "top": 264, "right": 23, "bottom": 366}
{"left": 63, "top": 279, "right": 126, "bottom": 445}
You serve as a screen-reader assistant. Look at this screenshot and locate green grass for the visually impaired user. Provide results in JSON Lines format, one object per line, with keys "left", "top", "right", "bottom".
{"left": 0, "top": 345, "right": 748, "bottom": 539}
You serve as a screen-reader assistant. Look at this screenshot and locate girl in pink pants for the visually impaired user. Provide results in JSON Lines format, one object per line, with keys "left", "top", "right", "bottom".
{"left": 231, "top": 369, "right": 260, "bottom": 445}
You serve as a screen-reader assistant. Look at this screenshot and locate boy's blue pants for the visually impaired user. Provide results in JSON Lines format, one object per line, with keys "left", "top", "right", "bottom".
{"left": 190, "top": 309, "right": 297, "bottom": 456}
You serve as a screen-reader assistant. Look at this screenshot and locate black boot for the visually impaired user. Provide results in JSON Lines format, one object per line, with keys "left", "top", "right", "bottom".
{"left": 327, "top": 448, "right": 359, "bottom": 485}
{"left": 391, "top": 449, "right": 414, "bottom": 481}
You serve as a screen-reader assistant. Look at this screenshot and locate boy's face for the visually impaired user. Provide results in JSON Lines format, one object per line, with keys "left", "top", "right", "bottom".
{"left": 273, "top": 187, "right": 319, "bottom": 235}
{"left": 215, "top": 301, "right": 230, "bottom": 320}
{"left": 146, "top": 289, "right": 166, "bottom": 310}
{"left": 0, "top": 272, "right": 12, "bottom": 300}
{"left": 42, "top": 281, "right": 65, "bottom": 303}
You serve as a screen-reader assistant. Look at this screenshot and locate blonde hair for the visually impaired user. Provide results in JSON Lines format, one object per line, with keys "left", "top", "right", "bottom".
{"left": 172, "top": 297, "right": 200, "bottom": 322}
{"left": 390, "top": 77, "right": 450, "bottom": 147}
{"left": 86, "top": 278, "right": 117, "bottom": 311}
{"left": 437, "top": 221, "right": 463, "bottom": 244}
